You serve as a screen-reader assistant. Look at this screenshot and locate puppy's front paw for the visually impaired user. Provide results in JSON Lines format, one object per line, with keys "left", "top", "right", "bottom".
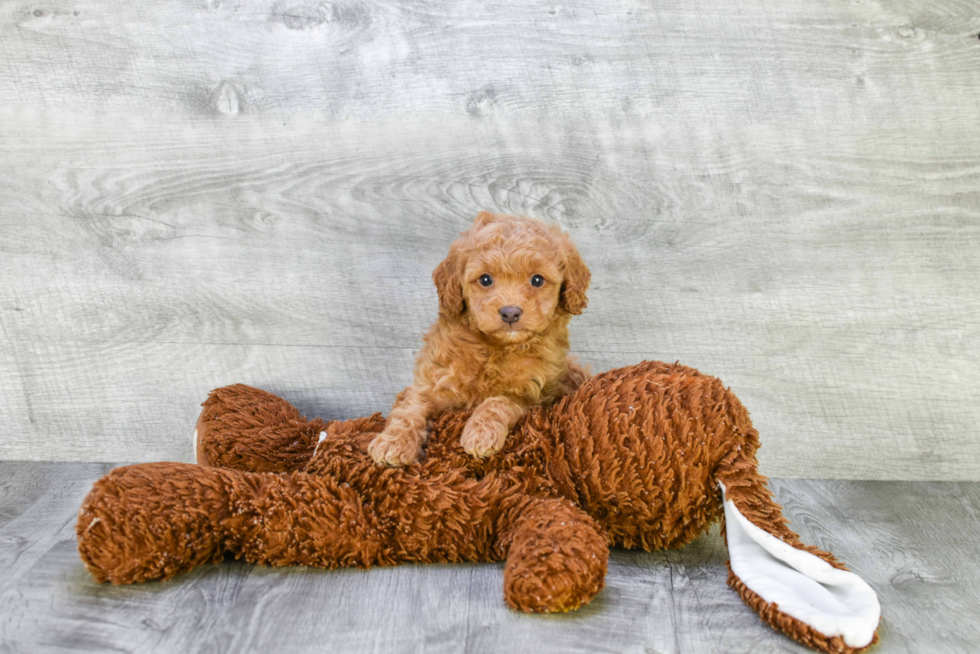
{"left": 460, "top": 417, "right": 509, "bottom": 459}
{"left": 368, "top": 425, "right": 424, "bottom": 467}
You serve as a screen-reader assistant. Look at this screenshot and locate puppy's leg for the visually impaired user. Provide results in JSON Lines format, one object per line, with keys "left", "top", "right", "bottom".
{"left": 556, "top": 357, "right": 590, "bottom": 398}
{"left": 461, "top": 396, "right": 525, "bottom": 459}
{"left": 369, "top": 386, "right": 431, "bottom": 467}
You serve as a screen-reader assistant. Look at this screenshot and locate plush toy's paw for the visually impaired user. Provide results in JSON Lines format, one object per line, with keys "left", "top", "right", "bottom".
{"left": 503, "top": 499, "right": 608, "bottom": 613}
{"left": 368, "top": 424, "right": 424, "bottom": 467}
{"left": 76, "top": 463, "right": 229, "bottom": 584}
{"left": 460, "top": 414, "right": 509, "bottom": 459}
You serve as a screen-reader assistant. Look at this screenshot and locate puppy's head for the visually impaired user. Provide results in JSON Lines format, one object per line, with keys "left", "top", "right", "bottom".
{"left": 432, "top": 212, "right": 590, "bottom": 343}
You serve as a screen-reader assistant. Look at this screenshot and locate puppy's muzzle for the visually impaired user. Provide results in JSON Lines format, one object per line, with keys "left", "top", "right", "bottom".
{"left": 499, "top": 306, "right": 522, "bottom": 324}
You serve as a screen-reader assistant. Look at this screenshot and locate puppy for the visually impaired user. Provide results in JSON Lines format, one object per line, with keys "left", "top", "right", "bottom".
{"left": 368, "top": 211, "right": 590, "bottom": 467}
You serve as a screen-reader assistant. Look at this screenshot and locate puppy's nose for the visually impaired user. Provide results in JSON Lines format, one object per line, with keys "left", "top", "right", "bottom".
{"left": 499, "top": 306, "right": 522, "bottom": 324}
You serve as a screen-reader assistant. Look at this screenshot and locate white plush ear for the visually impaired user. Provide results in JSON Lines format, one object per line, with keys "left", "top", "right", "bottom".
{"left": 718, "top": 481, "right": 880, "bottom": 649}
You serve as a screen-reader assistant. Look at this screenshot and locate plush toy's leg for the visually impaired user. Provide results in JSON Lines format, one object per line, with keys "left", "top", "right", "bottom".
{"left": 715, "top": 452, "right": 880, "bottom": 653}
{"left": 195, "top": 384, "right": 334, "bottom": 472}
{"left": 77, "top": 461, "right": 389, "bottom": 583}
{"left": 77, "top": 463, "right": 235, "bottom": 583}
{"left": 498, "top": 497, "right": 608, "bottom": 613}
{"left": 77, "top": 461, "right": 608, "bottom": 614}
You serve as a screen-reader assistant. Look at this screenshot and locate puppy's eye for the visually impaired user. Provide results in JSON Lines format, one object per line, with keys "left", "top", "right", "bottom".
{"left": 530, "top": 274, "right": 545, "bottom": 287}
{"left": 478, "top": 274, "right": 493, "bottom": 287}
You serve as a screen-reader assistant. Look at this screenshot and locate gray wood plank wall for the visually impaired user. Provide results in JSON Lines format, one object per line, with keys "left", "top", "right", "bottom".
{"left": 1, "top": 0, "right": 978, "bottom": 479}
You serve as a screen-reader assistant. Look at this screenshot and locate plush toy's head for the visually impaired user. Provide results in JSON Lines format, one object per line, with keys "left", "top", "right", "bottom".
{"left": 431, "top": 212, "right": 590, "bottom": 342}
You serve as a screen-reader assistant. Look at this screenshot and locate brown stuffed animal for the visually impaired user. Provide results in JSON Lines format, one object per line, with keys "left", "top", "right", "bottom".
{"left": 76, "top": 361, "right": 880, "bottom": 653}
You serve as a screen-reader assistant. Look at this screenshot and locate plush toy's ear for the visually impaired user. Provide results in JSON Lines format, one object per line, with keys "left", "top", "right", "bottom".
{"left": 559, "top": 234, "right": 590, "bottom": 315}
{"left": 716, "top": 463, "right": 881, "bottom": 653}
{"left": 432, "top": 243, "right": 466, "bottom": 319}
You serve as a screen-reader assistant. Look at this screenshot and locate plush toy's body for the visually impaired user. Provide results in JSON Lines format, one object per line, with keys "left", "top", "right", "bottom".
{"left": 76, "top": 361, "right": 880, "bottom": 653}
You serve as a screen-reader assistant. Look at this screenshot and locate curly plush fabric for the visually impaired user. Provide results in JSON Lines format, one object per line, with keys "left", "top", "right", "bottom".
{"left": 76, "top": 361, "right": 880, "bottom": 652}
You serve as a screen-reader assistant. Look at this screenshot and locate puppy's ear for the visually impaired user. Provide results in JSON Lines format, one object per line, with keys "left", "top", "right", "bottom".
{"left": 559, "top": 235, "right": 590, "bottom": 315}
{"left": 432, "top": 244, "right": 466, "bottom": 319}
{"left": 472, "top": 211, "right": 497, "bottom": 230}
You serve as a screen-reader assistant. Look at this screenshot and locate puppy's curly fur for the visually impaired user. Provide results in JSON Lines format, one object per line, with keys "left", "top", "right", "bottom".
{"left": 368, "top": 211, "right": 591, "bottom": 466}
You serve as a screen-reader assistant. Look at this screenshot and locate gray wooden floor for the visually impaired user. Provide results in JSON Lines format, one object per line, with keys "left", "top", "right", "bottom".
{"left": 1, "top": 462, "right": 977, "bottom": 654}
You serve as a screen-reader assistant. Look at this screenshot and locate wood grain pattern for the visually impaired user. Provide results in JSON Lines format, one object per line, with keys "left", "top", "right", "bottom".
{"left": 1, "top": 0, "right": 979, "bottom": 478}
{"left": 1, "top": 463, "right": 978, "bottom": 653}
{"left": 0, "top": 462, "right": 113, "bottom": 600}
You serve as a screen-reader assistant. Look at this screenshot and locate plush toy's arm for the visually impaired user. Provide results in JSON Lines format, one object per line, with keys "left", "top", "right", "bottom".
{"left": 715, "top": 452, "right": 881, "bottom": 654}
{"left": 496, "top": 496, "right": 608, "bottom": 613}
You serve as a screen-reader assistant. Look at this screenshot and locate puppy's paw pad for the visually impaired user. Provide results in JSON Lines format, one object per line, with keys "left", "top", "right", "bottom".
{"left": 460, "top": 420, "right": 508, "bottom": 459}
